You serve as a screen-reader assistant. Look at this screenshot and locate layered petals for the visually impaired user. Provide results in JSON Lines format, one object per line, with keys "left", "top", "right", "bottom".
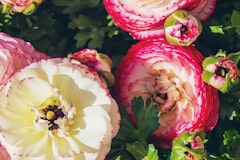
{"left": 114, "top": 38, "right": 219, "bottom": 148}
{"left": 0, "top": 32, "right": 49, "bottom": 88}
{"left": 0, "top": 58, "right": 120, "bottom": 159}
{"left": 103, "top": 0, "right": 216, "bottom": 40}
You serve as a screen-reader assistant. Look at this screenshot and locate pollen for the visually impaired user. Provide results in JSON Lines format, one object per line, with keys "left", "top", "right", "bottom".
{"left": 46, "top": 111, "right": 56, "bottom": 121}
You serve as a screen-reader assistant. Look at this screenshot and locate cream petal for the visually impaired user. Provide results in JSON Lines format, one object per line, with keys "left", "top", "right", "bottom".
{"left": 1, "top": 126, "right": 51, "bottom": 157}
{"left": 72, "top": 106, "right": 111, "bottom": 149}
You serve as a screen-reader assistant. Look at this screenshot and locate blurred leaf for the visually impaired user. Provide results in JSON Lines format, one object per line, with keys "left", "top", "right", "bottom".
{"left": 209, "top": 26, "right": 225, "bottom": 34}
{"left": 231, "top": 10, "right": 240, "bottom": 35}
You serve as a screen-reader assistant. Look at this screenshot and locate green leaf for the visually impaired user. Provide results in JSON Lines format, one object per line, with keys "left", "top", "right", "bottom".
{"left": 231, "top": 10, "right": 240, "bottom": 28}
{"left": 131, "top": 97, "right": 160, "bottom": 143}
{"left": 142, "top": 144, "right": 159, "bottom": 160}
{"left": 126, "top": 141, "right": 147, "bottom": 160}
{"left": 227, "top": 51, "right": 240, "bottom": 65}
{"left": 209, "top": 26, "right": 225, "bottom": 34}
{"left": 231, "top": 10, "right": 240, "bottom": 35}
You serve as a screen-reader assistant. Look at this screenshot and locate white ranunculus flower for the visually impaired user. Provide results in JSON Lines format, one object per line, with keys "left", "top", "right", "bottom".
{"left": 0, "top": 58, "right": 120, "bottom": 160}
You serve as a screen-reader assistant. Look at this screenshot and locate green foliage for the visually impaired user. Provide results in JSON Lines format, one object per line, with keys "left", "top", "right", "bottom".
{"left": 221, "top": 129, "right": 240, "bottom": 160}
{"left": 106, "top": 97, "right": 160, "bottom": 160}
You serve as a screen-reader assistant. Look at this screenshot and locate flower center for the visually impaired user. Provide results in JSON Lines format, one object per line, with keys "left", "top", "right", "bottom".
{"left": 216, "top": 66, "right": 228, "bottom": 77}
{"left": 38, "top": 99, "right": 65, "bottom": 130}
{"left": 180, "top": 25, "right": 188, "bottom": 34}
{"left": 33, "top": 97, "right": 76, "bottom": 136}
{"left": 151, "top": 71, "right": 180, "bottom": 113}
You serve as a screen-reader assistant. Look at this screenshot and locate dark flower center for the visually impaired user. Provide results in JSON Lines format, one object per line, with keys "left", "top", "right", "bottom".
{"left": 40, "top": 105, "right": 65, "bottom": 130}
{"left": 216, "top": 66, "right": 229, "bottom": 77}
{"left": 180, "top": 25, "right": 188, "bottom": 34}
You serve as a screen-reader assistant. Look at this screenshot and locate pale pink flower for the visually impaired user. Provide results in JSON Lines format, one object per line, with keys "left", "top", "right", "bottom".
{"left": 0, "top": 32, "right": 49, "bottom": 88}
{"left": 0, "top": 58, "right": 120, "bottom": 159}
{"left": 103, "top": 0, "right": 216, "bottom": 40}
{"left": 115, "top": 38, "right": 219, "bottom": 148}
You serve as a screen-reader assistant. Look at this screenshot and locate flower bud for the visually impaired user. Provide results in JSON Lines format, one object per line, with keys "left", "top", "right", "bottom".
{"left": 170, "top": 130, "right": 206, "bottom": 160}
{"left": 164, "top": 10, "right": 202, "bottom": 46}
{"left": 202, "top": 51, "right": 240, "bottom": 93}
{"left": 69, "top": 48, "right": 115, "bottom": 86}
{"left": 0, "top": 0, "right": 43, "bottom": 15}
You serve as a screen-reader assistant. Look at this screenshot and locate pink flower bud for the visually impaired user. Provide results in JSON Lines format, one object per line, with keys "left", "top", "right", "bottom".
{"left": 69, "top": 48, "right": 115, "bottom": 86}
{"left": 164, "top": 10, "right": 202, "bottom": 46}
{"left": 0, "top": 0, "right": 43, "bottom": 14}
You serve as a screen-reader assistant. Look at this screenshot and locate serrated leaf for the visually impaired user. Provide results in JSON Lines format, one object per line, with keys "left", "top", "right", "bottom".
{"left": 131, "top": 97, "right": 160, "bottom": 141}
{"left": 142, "top": 144, "right": 159, "bottom": 160}
{"left": 74, "top": 32, "right": 90, "bottom": 48}
{"left": 106, "top": 97, "right": 160, "bottom": 160}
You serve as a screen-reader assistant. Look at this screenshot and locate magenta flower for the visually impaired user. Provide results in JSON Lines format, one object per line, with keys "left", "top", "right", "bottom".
{"left": 115, "top": 38, "right": 219, "bottom": 148}
{"left": 103, "top": 0, "right": 216, "bottom": 40}
{"left": 0, "top": 32, "right": 49, "bottom": 88}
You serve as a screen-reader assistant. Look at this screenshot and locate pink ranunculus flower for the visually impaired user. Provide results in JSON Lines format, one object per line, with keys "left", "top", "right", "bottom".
{"left": 115, "top": 38, "right": 219, "bottom": 148}
{"left": 0, "top": 32, "right": 49, "bottom": 88}
{"left": 0, "top": 0, "right": 43, "bottom": 14}
{"left": 103, "top": 0, "right": 216, "bottom": 40}
{"left": 0, "top": 58, "right": 120, "bottom": 159}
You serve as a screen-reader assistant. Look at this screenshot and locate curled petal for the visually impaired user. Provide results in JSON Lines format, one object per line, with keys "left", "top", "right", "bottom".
{"left": 0, "top": 32, "right": 49, "bottom": 88}
{"left": 104, "top": 0, "right": 216, "bottom": 40}
{"left": 115, "top": 38, "right": 219, "bottom": 148}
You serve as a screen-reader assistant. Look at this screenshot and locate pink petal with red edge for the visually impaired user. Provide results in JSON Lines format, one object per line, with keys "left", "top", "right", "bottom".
{"left": 104, "top": 0, "right": 216, "bottom": 40}
{"left": 114, "top": 38, "right": 219, "bottom": 149}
